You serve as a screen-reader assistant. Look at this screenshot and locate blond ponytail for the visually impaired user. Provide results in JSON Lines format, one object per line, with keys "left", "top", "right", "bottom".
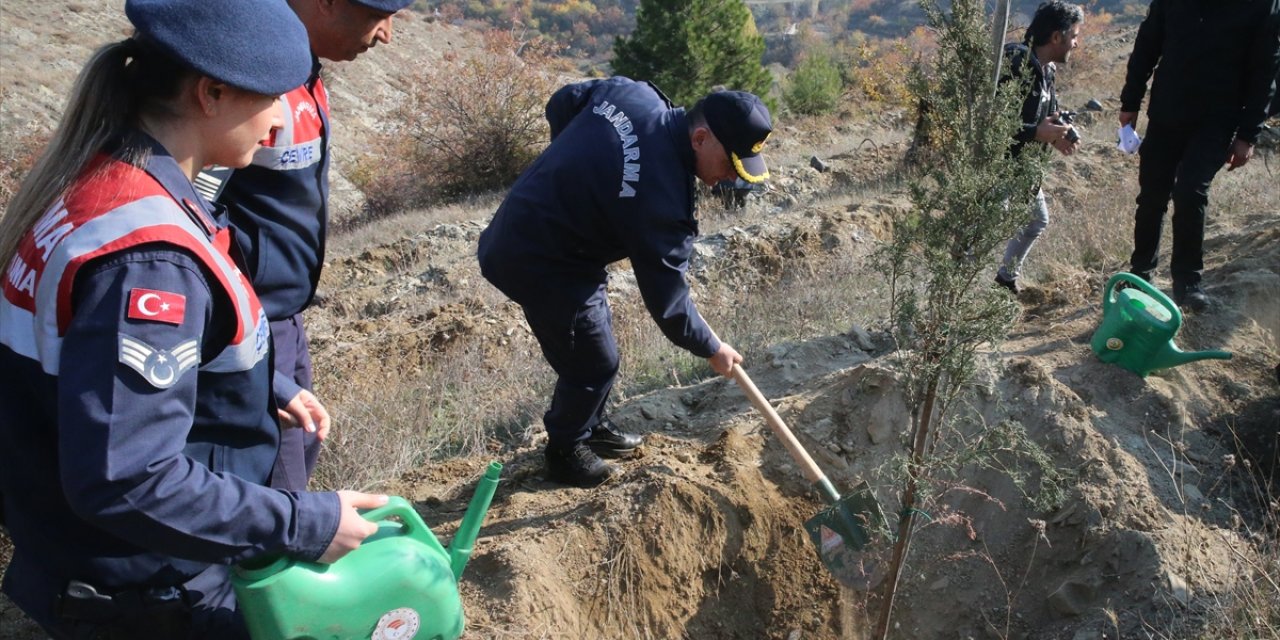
{"left": 0, "top": 39, "right": 191, "bottom": 269}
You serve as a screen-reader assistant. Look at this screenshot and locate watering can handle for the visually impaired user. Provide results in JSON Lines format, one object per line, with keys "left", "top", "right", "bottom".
{"left": 357, "top": 496, "right": 427, "bottom": 537}
{"left": 731, "top": 365, "right": 840, "bottom": 502}
{"left": 1104, "top": 272, "right": 1182, "bottom": 329}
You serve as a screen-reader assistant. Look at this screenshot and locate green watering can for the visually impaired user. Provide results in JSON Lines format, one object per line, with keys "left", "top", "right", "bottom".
{"left": 232, "top": 462, "right": 502, "bottom": 640}
{"left": 1090, "top": 273, "right": 1231, "bottom": 377}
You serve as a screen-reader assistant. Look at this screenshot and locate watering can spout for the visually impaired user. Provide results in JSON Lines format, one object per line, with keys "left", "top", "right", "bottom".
{"left": 448, "top": 461, "right": 502, "bottom": 579}
{"left": 1149, "top": 344, "right": 1232, "bottom": 371}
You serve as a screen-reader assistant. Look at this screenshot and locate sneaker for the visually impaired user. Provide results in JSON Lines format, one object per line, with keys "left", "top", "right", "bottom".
{"left": 1173, "top": 282, "right": 1210, "bottom": 312}
{"left": 545, "top": 442, "right": 617, "bottom": 488}
{"left": 586, "top": 419, "right": 644, "bottom": 458}
{"left": 993, "top": 273, "right": 1019, "bottom": 294}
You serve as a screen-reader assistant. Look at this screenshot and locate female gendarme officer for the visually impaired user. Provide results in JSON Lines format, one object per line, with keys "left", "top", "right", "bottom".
{"left": 0, "top": 0, "right": 386, "bottom": 637}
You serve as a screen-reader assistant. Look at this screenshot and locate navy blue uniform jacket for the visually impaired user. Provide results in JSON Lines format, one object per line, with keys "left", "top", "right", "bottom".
{"left": 0, "top": 136, "right": 339, "bottom": 628}
{"left": 477, "top": 77, "right": 719, "bottom": 358}
{"left": 218, "top": 64, "right": 330, "bottom": 323}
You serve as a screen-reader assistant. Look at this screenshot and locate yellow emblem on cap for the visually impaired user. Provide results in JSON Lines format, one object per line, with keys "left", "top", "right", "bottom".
{"left": 751, "top": 132, "right": 771, "bottom": 154}
{"left": 731, "top": 153, "right": 769, "bottom": 183}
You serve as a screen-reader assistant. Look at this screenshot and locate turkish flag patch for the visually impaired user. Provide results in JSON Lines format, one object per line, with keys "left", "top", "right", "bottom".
{"left": 127, "top": 288, "right": 186, "bottom": 325}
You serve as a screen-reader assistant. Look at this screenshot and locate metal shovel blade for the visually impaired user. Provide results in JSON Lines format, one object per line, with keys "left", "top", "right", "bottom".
{"left": 729, "top": 365, "right": 891, "bottom": 589}
{"left": 803, "top": 481, "right": 890, "bottom": 590}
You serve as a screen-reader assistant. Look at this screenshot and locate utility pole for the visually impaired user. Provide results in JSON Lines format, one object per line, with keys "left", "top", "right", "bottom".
{"left": 991, "top": 0, "right": 1011, "bottom": 89}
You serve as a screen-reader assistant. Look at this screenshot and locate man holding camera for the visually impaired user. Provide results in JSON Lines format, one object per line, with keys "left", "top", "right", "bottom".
{"left": 993, "top": 1, "right": 1085, "bottom": 295}
{"left": 1120, "top": 0, "right": 1280, "bottom": 311}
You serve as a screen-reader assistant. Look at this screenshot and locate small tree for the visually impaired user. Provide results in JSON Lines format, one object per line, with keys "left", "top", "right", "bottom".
{"left": 784, "top": 51, "right": 844, "bottom": 116}
{"left": 870, "top": 0, "right": 1057, "bottom": 636}
{"left": 612, "top": 0, "right": 771, "bottom": 107}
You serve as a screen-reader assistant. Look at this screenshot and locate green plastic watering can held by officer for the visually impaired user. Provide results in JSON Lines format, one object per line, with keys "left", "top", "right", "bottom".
{"left": 1091, "top": 273, "right": 1231, "bottom": 377}
{"left": 232, "top": 462, "right": 502, "bottom": 640}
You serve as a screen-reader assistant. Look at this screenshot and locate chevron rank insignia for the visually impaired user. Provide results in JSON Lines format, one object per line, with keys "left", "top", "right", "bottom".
{"left": 118, "top": 334, "right": 201, "bottom": 389}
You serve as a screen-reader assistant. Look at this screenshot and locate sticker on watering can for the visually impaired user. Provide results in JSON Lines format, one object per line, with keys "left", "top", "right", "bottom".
{"left": 372, "top": 608, "right": 420, "bottom": 640}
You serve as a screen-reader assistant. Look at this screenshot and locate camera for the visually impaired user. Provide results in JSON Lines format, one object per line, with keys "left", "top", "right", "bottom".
{"left": 1057, "top": 110, "right": 1081, "bottom": 144}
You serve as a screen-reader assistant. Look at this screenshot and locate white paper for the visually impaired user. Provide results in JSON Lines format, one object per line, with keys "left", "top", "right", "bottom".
{"left": 1117, "top": 124, "right": 1142, "bottom": 154}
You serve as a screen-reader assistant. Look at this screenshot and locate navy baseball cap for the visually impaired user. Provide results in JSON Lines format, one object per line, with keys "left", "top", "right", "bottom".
{"left": 703, "top": 90, "right": 772, "bottom": 183}
{"left": 125, "top": 0, "right": 312, "bottom": 96}
{"left": 350, "top": 0, "right": 414, "bottom": 12}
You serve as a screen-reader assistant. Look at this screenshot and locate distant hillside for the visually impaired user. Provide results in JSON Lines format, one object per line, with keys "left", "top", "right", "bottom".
{"left": 426, "top": 0, "right": 1150, "bottom": 59}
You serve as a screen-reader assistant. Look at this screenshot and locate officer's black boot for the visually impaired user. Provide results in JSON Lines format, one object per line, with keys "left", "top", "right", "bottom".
{"left": 545, "top": 442, "right": 617, "bottom": 488}
{"left": 586, "top": 419, "right": 643, "bottom": 458}
{"left": 1173, "top": 281, "right": 1209, "bottom": 312}
{"left": 993, "top": 272, "right": 1019, "bottom": 294}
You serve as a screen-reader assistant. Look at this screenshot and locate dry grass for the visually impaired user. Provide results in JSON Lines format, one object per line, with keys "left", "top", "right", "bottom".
{"left": 311, "top": 322, "right": 550, "bottom": 491}
{"left": 1177, "top": 442, "right": 1280, "bottom": 640}
{"left": 1030, "top": 128, "right": 1280, "bottom": 290}
{"left": 0, "top": 91, "right": 45, "bottom": 217}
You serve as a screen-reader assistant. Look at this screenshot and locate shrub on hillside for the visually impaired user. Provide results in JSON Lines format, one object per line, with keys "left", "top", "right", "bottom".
{"left": 352, "top": 30, "right": 558, "bottom": 216}
{"left": 835, "top": 33, "right": 922, "bottom": 107}
{"left": 784, "top": 52, "right": 843, "bottom": 116}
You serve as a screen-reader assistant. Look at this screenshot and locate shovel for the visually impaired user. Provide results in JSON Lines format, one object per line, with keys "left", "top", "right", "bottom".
{"left": 731, "top": 364, "right": 889, "bottom": 589}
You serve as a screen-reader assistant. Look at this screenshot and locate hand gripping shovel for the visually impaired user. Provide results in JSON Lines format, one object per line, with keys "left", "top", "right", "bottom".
{"left": 731, "top": 365, "right": 889, "bottom": 589}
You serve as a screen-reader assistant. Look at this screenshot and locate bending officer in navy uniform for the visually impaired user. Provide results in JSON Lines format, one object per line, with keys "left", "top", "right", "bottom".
{"left": 478, "top": 79, "right": 772, "bottom": 487}
{"left": 0, "top": 1, "right": 385, "bottom": 637}
{"left": 210, "top": 0, "right": 413, "bottom": 492}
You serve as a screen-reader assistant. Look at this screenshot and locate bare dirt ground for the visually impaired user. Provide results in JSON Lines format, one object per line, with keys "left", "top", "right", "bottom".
{"left": 3, "top": 4, "right": 1279, "bottom": 639}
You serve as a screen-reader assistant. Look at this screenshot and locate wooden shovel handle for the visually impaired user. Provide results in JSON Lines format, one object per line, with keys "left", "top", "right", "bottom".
{"left": 731, "top": 365, "right": 827, "bottom": 486}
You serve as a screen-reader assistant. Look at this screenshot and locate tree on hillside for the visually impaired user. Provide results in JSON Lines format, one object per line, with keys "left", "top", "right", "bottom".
{"left": 870, "top": 0, "right": 1063, "bottom": 636}
{"left": 612, "top": 0, "right": 771, "bottom": 107}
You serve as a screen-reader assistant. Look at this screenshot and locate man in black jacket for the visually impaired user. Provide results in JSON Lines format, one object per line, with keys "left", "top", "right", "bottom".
{"left": 1271, "top": 68, "right": 1280, "bottom": 117}
{"left": 993, "top": 1, "right": 1084, "bottom": 294}
{"left": 478, "top": 79, "right": 766, "bottom": 487}
{"left": 1120, "top": 0, "right": 1280, "bottom": 311}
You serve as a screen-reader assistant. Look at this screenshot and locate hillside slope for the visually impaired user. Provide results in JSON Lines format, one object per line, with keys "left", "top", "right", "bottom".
{"left": 2, "top": 3, "right": 1279, "bottom": 639}
{"left": 0, "top": 0, "right": 476, "bottom": 222}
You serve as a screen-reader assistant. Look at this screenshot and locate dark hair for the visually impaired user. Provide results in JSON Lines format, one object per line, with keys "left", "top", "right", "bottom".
{"left": 1024, "top": 1, "right": 1084, "bottom": 47}
{"left": 0, "top": 38, "right": 194, "bottom": 267}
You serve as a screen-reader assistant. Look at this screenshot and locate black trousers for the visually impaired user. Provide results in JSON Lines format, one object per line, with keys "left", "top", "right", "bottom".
{"left": 1129, "top": 118, "right": 1236, "bottom": 286}
{"left": 520, "top": 283, "right": 619, "bottom": 448}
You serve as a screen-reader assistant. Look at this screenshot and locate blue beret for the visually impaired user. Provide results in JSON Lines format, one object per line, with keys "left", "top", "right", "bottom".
{"left": 349, "top": 0, "right": 414, "bottom": 12}
{"left": 125, "top": 0, "right": 312, "bottom": 96}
